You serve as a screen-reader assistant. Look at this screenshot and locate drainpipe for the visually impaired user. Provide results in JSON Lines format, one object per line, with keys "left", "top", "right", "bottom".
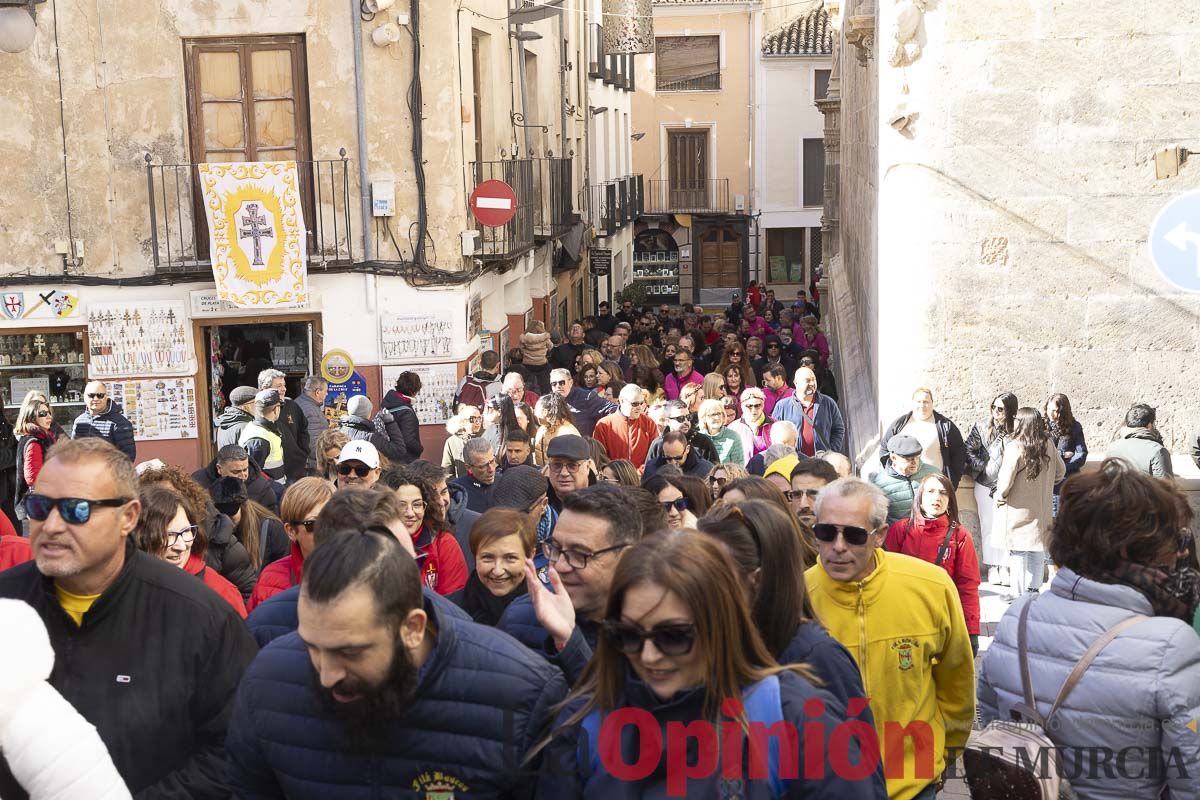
{"left": 747, "top": 2, "right": 755, "bottom": 282}
{"left": 351, "top": 0, "right": 375, "bottom": 261}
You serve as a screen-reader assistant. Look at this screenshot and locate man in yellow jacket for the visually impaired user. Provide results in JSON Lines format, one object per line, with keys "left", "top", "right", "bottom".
{"left": 806, "top": 477, "right": 975, "bottom": 800}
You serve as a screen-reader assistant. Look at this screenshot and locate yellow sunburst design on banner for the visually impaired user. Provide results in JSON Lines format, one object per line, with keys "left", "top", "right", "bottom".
{"left": 198, "top": 160, "right": 309, "bottom": 309}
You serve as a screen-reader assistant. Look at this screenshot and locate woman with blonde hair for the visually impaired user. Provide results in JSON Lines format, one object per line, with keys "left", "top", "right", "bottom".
{"left": 248, "top": 476, "right": 336, "bottom": 611}
{"left": 696, "top": 398, "right": 744, "bottom": 464}
{"left": 441, "top": 405, "right": 481, "bottom": 478}
{"left": 14, "top": 398, "right": 58, "bottom": 532}
{"left": 534, "top": 531, "right": 881, "bottom": 797}
{"left": 314, "top": 428, "right": 349, "bottom": 483}
{"left": 532, "top": 393, "right": 580, "bottom": 466}
{"left": 701, "top": 371, "right": 725, "bottom": 401}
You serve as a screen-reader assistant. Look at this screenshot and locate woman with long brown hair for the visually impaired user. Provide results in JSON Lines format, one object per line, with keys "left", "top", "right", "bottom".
{"left": 698, "top": 501, "right": 868, "bottom": 713}
{"left": 1044, "top": 392, "right": 1087, "bottom": 511}
{"left": 13, "top": 397, "right": 57, "bottom": 533}
{"left": 535, "top": 531, "right": 883, "bottom": 797}
{"left": 965, "top": 391, "right": 1017, "bottom": 585}
{"left": 995, "top": 407, "right": 1065, "bottom": 596}
{"left": 716, "top": 341, "right": 756, "bottom": 392}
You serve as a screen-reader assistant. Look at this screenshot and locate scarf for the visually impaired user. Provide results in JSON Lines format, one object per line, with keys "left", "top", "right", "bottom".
{"left": 461, "top": 571, "right": 529, "bottom": 627}
{"left": 1096, "top": 558, "right": 1200, "bottom": 623}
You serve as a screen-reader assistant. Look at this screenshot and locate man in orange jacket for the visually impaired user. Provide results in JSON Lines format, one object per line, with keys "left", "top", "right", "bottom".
{"left": 591, "top": 384, "right": 658, "bottom": 470}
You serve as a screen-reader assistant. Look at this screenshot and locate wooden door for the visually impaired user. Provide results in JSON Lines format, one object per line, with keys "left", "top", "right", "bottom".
{"left": 668, "top": 130, "right": 708, "bottom": 210}
{"left": 699, "top": 226, "right": 741, "bottom": 289}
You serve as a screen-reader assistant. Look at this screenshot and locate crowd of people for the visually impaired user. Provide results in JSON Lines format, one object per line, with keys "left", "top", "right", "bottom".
{"left": 0, "top": 285, "right": 1198, "bottom": 799}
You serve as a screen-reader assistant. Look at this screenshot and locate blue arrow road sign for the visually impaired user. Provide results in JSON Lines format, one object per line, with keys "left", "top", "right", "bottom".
{"left": 1150, "top": 190, "right": 1200, "bottom": 291}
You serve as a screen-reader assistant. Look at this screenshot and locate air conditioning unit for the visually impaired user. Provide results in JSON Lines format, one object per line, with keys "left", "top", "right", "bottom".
{"left": 461, "top": 230, "right": 480, "bottom": 256}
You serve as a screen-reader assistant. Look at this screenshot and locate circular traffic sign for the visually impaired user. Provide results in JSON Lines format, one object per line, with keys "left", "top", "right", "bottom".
{"left": 470, "top": 179, "right": 518, "bottom": 228}
{"left": 1150, "top": 190, "right": 1200, "bottom": 292}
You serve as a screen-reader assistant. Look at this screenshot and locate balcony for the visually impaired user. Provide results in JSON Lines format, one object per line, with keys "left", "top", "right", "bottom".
{"left": 469, "top": 157, "right": 575, "bottom": 261}
{"left": 645, "top": 178, "right": 732, "bottom": 215}
{"left": 590, "top": 175, "right": 643, "bottom": 237}
{"left": 145, "top": 152, "right": 354, "bottom": 273}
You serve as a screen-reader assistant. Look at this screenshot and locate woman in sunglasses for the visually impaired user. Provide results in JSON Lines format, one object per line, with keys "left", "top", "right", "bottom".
{"left": 641, "top": 474, "right": 701, "bottom": 529}
{"left": 536, "top": 531, "right": 883, "bottom": 798}
{"left": 885, "top": 473, "right": 981, "bottom": 653}
{"left": 598, "top": 458, "right": 640, "bottom": 487}
{"left": 247, "top": 476, "right": 335, "bottom": 612}
{"left": 135, "top": 483, "right": 247, "bottom": 617}
{"left": 705, "top": 461, "right": 748, "bottom": 500}
{"left": 964, "top": 391, "right": 1018, "bottom": 586}
{"left": 14, "top": 398, "right": 58, "bottom": 534}
{"left": 698, "top": 501, "right": 870, "bottom": 715}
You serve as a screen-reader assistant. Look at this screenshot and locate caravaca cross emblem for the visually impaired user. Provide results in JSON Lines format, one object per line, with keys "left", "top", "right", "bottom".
{"left": 892, "top": 637, "right": 917, "bottom": 671}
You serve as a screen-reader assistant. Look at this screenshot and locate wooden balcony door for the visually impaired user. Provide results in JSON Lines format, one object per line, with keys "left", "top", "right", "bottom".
{"left": 183, "top": 35, "right": 314, "bottom": 260}
{"left": 668, "top": 130, "right": 708, "bottom": 211}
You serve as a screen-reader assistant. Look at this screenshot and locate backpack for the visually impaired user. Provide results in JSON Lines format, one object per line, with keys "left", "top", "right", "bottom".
{"left": 964, "top": 598, "right": 1146, "bottom": 799}
{"left": 454, "top": 374, "right": 501, "bottom": 412}
{"left": 580, "top": 675, "right": 791, "bottom": 797}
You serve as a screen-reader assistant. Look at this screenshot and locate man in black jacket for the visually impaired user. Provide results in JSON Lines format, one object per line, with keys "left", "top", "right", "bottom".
{"left": 192, "top": 443, "right": 280, "bottom": 514}
{"left": 259, "top": 369, "right": 310, "bottom": 483}
{"left": 227, "top": 528, "right": 566, "bottom": 797}
{"left": 879, "top": 387, "right": 968, "bottom": 488}
{"left": 0, "top": 438, "right": 257, "bottom": 799}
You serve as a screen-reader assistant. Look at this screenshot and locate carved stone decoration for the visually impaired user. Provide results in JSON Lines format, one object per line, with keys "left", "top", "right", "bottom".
{"left": 602, "top": 0, "right": 654, "bottom": 55}
{"left": 888, "top": 0, "right": 925, "bottom": 67}
{"left": 845, "top": 0, "right": 876, "bottom": 65}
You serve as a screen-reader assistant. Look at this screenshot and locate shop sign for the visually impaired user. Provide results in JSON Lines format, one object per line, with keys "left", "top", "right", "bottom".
{"left": 190, "top": 289, "right": 312, "bottom": 317}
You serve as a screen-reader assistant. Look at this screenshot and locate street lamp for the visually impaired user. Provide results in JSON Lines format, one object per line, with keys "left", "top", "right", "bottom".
{"left": 0, "top": 0, "right": 43, "bottom": 54}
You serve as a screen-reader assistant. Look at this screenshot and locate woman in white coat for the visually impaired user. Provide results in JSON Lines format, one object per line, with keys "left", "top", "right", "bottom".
{"left": 994, "top": 407, "right": 1065, "bottom": 596}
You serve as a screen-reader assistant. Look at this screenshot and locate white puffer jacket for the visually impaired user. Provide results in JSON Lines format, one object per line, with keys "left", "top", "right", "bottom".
{"left": 978, "top": 569, "right": 1200, "bottom": 799}
{"left": 0, "top": 599, "right": 130, "bottom": 800}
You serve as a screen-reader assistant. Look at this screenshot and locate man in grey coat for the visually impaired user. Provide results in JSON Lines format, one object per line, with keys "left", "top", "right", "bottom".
{"left": 1106, "top": 403, "right": 1173, "bottom": 478}
{"left": 71, "top": 381, "right": 136, "bottom": 461}
{"left": 293, "top": 375, "right": 330, "bottom": 473}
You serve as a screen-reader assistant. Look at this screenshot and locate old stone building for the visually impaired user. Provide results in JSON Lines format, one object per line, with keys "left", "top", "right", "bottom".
{"left": 822, "top": 0, "right": 1200, "bottom": 472}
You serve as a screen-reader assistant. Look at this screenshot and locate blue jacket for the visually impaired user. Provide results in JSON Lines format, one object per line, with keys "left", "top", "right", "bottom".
{"left": 771, "top": 393, "right": 846, "bottom": 455}
{"left": 779, "top": 622, "right": 871, "bottom": 725}
{"left": 246, "top": 584, "right": 469, "bottom": 648}
{"left": 497, "top": 593, "right": 599, "bottom": 686}
{"left": 536, "top": 671, "right": 887, "bottom": 799}
{"left": 449, "top": 473, "right": 494, "bottom": 514}
{"left": 565, "top": 387, "right": 617, "bottom": 438}
{"left": 227, "top": 598, "right": 568, "bottom": 799}
{"left": 70, "top": 400, "right": 136, "bottom": 461}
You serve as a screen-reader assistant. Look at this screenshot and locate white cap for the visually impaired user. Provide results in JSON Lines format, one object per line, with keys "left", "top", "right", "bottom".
{"left": 337, "top": 440, "right": 380, "bottom": 469}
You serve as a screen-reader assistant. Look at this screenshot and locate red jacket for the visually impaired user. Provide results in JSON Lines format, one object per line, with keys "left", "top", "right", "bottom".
{"left": 0, "top": 534, "right": 32, "bottom": 574}
{"left": 413, "top": 525, "right": 467, "bottom": 596}
{"left": 248, "top": 541, "right": 304, "bottom": 612}
{"left": 185, "top": 553, "right": 248, "bottom": 618}
{"left": 592, "top": 411, "right": 659, "bottom": 469}
{"left": 885, "top": 516, "right": 981, "bottom": 635}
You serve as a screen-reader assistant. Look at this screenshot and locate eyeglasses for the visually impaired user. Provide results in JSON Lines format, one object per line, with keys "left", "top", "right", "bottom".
{"left": 663, "top": 453, "right": 687, "bottom": 464}
{"left": 812, "top": 523, "right": 872, "bottom": 547}
{"left": 337, "top": 463, "right": 374, "bottom": 478}
{"left": 544, "top": 538, "right": 627, "bottom": 569}
{"left": 627, "top": 400, "right": 646, "bottom": 408}
{"left": 165, "top": 525, "right": 199, "bottom": 547}
{"left": 786, "top": 488, "right": 821, "bottom": 503}
{"left": 667, "top": 415, "right": 689, "bottom": 423}
{"left": 36, "top": 410, "right": 52, "bottom": 418}
{"left": 742, "top": 402, "right": 763, "bottom": 410}
{"left": 24, "top": 494, "right": 131, "bottom": 525}
{"left": 661, "top": 497, "right": 689, "bottom": 512}
{"left": 992, "top": 405, "right": 1006, "bottom": 412}
{"left": 469, "top": 416, "right": 483, "bottom": 423}
{"left": 604, "top": 620, "right": 697, "bottom": 656}
{"left": 397, "top": 500, "right": 426, "bottom": 514}
{"left": 289, "top": 518, "right": 319, "bottom": 532}
{"left": 472, "top": 458, "right": 498, "bottom": 471}
{"left": 547, "top": 459, "right": 584, "bottom": 474}
{"left": 86, "top": 393, "right": 107, "bottom": 399}
{"left": 550, "top": 380, "right": 567, "bottom": 387}
{"left": 708, "top": 473, "right": 729, "bottom": 486}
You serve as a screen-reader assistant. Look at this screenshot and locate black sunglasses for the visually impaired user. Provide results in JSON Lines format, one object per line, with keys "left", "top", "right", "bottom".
{"left": 289, "top": 517, "right": 319, "bottom": 532}
{"left": 812, "top": 523, "right": 872, "bottom": 547}
{"left": 661, "top": 497, "right": 689, "bottom": 512}
{"left": 86, "top": 393, "right": 107, "bottom": 399}
{"left": 337, "top": 463, "right": 373, "bottom": 478}
{"left": 25, "top": 494, "right": 131, "bottom": 525}
{"left": 604, "top": 620, "right": 697, "bottom": 656}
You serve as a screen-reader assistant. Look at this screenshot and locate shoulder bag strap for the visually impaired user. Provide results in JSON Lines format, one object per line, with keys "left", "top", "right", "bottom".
{"left": 1047, "top": 614, "right": 1147, "bottom": 722}
{"left": 1016, "top": 596, "right": 1037, "bottom": 710}
{"left": 934, "top": 522, "right": 958, "bottom": 567}
{"left": 259, "top": 519, "right": 271, "bottom": 563}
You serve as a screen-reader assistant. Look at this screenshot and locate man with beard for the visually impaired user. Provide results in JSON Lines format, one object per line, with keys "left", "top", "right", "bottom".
{"left": 227, "top": 528, "right": 566, "bottom": 798}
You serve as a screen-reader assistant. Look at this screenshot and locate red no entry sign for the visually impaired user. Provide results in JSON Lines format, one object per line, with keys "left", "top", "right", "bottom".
{"left": 470, "top": 180, "right": 518, "bottom": 227}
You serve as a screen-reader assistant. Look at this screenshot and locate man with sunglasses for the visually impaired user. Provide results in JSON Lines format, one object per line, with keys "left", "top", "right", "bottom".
{"left": 70, "top": 380, "right": 135, "bottom": 461}
{"left": 499, "top": 483, "right": 643, "bottom": 684}
{"left": 548, "top": 368, "right": 616, "bottom": 438}
{"left": 642, "top": 399, "right": 720, "bottom": 468}
{"left": 336, "top": 440, "right": 381, "bottom": 488}
{"left": 592, "top": 385, "right": 658, "bottom": 470}
{"left": 643, "top": 430, "right": 713, "bottom": 480}
{"left": 806, "top": 477, "right": 975, "bottom": 800}
{"left": 0, "top": 438, "right": 257, "bottom": 798}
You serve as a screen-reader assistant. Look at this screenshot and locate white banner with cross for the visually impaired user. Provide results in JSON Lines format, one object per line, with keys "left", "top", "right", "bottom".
{"left": 197, "top": 161, "right": 309, "bottom": 309}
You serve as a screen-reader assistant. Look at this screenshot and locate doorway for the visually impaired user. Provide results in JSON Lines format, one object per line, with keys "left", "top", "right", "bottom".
{"left": 195, "top": 314, "right": 322, "bottom": 464}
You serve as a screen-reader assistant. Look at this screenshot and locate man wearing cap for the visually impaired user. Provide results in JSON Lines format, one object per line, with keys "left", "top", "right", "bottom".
{"left": 241, "top": 390, "right": 287, "bottom": 483}
{"left": 258, "top": 369, "right": 310, "bottom": 484}
{"left": 491, "top": 464, "right": 555, "bottom": 579}
{"left": 449, "top": 438, "right": 497, "bottom": 514}
{"left": 871, "top": 434, "right": 941, "bottom": 523}
{"left": 592, "top": 385, "right": 658, "bottom": 470}
{"left": 772, "top": 366, "right": 846, "bottom": 456}
{"left": 543, "top": 434, "right": 595, "bottom": 512}
{"left": 217, "top": 386, "right": 258, "bottom": 449}
{"left": 336, "top": 440, "right": 381, "bottom": 488}
{"left": 549, "top": 369, "right": 616, "bottom": 438}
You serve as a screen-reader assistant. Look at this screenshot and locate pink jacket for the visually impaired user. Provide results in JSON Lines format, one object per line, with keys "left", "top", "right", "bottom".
{"left": 745, "top": 316, "right": 771, "bottom": 339}
{"left": 793, "top": 327, "right": 830, "bottom": 368}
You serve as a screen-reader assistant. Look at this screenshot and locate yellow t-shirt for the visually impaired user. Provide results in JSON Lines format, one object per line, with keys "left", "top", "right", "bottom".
{"left": 56, "top": 584, "right": 101, "bottom": 626}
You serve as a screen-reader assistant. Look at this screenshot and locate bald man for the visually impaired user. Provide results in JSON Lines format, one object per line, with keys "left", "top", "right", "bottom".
{"left": 70, "top": 381, "right": 136, "bottom": 461}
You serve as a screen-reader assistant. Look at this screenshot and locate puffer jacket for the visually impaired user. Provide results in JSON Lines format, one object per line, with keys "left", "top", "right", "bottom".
{"left": 245, "top": 584, "right": 468, "bottom": 649}
{"left": 226, "top": 598, "right": 568, "bottom": 799}
{"left": 536, "top": 671, "right": 887, "bottom": 799}
{"left": 498, "top": 595, "right": 600, "bottom": 686}
{"left": 978, "top": 569, "right": 1200, "bottom": 800}
{"left": 248, "top": 541, "right": 304, "bottom": 613}
{"left": 964, "top": 420, "right": 1007, "bottom": 489}
{"left": 70, "top": 400, "right": 136, "bottom": 461}
{"left": 203, "top": 505, "right": 256, "bottom": 602}
{"left": 215, "top": 406, "right": 253, "bottom": 450}
{"left": 380, "top": 390, "right": 423, "bottom": 463}
{"left": 338, "top": 414, "right": 408, "bottom": 464}
{"left": 520, "top": 330, "right": 552, "bottom": 366}
{"left": 880, "top": 411, "right": 968, "bottom": 488}
{"left": 870, "top": 462, "right": 941, "bottom": 524}
{"left": 885, "top": 516, "right": 981, "bottom": 634}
